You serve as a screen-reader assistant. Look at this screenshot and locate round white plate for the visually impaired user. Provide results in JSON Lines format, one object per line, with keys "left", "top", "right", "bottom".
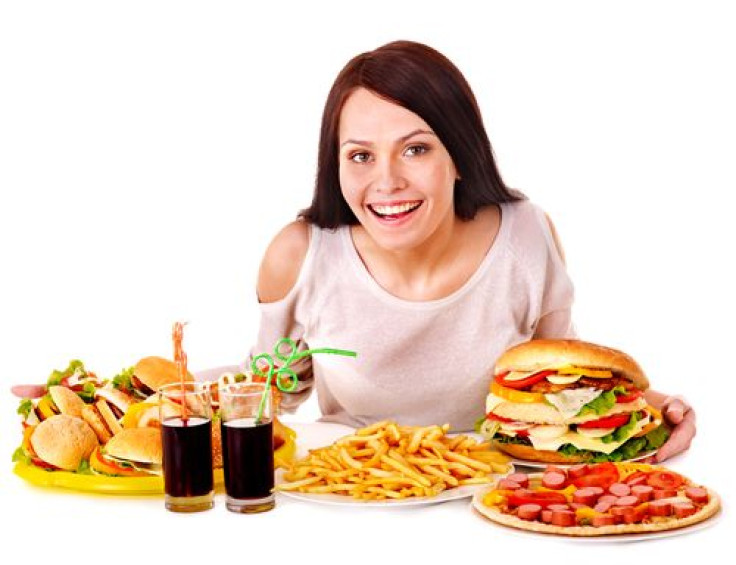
{"left": 276, "top": 421, "right": 513, "bottom": 506}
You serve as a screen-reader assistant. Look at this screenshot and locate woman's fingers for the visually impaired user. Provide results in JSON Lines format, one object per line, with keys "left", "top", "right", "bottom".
{"left": 10, "top": 384, "right": 46, "bottom": 398}
{"left": 655, "top": 409, "right": 696, "bottom": 462}
{"left": 662, "top": 395, "right": 689, "bottom": 425}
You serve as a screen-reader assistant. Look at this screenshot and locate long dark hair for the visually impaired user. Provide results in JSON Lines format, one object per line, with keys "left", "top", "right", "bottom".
{"left": 300, "top": 40, "right": 521, "bottom": 228}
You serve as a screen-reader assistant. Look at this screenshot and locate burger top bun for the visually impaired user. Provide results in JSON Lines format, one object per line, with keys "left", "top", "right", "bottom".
{"left": 48, "top": 386, "right": 85, "bottom": 417}
{"left": 134, "top": 356, "right": 193, "bottom": 391}
{"left": 494, "top": 339, "right": 649, "bottom": 390}
{"left": 31, "top": 414, "right": 98, "bottom": 470}
{"left": 105, "top": 427, "right": 162, "bottom": 464}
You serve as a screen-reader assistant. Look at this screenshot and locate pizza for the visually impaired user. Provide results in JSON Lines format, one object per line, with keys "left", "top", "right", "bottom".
{"left": 473, "top": 462, "right": 720, "bottom": 536}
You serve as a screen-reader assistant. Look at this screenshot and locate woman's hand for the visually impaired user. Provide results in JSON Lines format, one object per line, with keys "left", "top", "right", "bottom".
{"left": 654, "top": 395, "right": 697, "bottom": 462}
{"left": 10, "top": 384, "right": 46, "bottom": 398}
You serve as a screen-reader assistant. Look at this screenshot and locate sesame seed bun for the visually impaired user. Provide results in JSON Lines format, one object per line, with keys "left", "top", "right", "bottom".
{"left": 494, "top": 339, "right": 649, "bottom": 390}
{"left": 30, "top": 414, "right": 98, "bottom": 470}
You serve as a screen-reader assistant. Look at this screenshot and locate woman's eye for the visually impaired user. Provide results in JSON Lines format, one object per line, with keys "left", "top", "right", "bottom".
{"left": 349, "top": 152, "right": 371, "bottom": 163}
{"left": 405, "top": 144, "right": 428, "bottom": 157}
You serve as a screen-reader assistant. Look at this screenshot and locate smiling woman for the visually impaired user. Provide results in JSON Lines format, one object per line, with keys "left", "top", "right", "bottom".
{"left": 242, "top": 41, "right": 695, "bottom": 455}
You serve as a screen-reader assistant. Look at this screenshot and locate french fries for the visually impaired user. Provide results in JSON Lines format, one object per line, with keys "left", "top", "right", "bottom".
{"left": 276, "top": 421, "right": 511, "bottom": 500}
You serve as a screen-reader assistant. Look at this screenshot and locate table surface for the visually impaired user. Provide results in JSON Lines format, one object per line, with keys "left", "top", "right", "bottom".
{"left": 2, "top": 414, "right": 732, "bottom": 564}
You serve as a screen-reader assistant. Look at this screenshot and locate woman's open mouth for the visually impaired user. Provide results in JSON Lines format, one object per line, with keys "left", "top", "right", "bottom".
{"left": 367, "top": 201, "right": 423, "bottom": 223}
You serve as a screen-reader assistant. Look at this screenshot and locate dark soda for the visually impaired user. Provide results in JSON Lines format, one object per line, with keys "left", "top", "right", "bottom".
{"left": 221, "top": 417, "right": 274, "bottom": 499}
{"left": 161, "top": 416, "right": 213, "bottom": 497}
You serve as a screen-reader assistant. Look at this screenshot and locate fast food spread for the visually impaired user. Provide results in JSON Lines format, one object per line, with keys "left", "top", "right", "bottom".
{"left": 472, "top": 462, "right": 720, "bottom": 536}
{"left": 276, "top": 420, "right": 512, "bottom": 501}
{"left": 7, "top": 337, "right": 721, "bottom": 540}
{"left": 479, "top": 340, "right": 669, "bottom": 464}
{"left": 12, "top": 359, "right": 296, "bottom": 493}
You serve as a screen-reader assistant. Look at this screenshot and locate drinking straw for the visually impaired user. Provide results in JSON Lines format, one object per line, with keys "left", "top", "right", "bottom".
{"left": 252, "top": 338, "right": 357, "bottom": 424}
{"left": 172, "top": 322, "right": 189, "bottom": 423}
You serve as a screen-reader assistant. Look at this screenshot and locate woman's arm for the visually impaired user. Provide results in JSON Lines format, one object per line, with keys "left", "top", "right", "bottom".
{"left": 252, "top": 220, "right": 314, "bottom": 413}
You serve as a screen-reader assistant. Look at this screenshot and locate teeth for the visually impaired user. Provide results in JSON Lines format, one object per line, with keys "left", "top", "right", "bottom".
{"left": 371, "top": 202, "right": 421, "bottom": 216}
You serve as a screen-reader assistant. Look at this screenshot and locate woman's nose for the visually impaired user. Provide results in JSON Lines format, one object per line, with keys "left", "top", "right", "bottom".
{"left": 374, "top": 156, "right": 406, "bottom": 193}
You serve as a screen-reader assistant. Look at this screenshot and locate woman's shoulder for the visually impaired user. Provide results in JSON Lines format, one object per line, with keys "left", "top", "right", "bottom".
{"left": 502, "top": 199, "right": 566, "bottom": 264}
{"left": 256, "top": 220, "right": 311, "bottom": 303}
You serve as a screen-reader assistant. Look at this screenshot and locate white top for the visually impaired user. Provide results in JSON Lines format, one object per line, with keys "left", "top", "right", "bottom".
{"left": 251, "top": 199, "right": 576, "bottom": 431}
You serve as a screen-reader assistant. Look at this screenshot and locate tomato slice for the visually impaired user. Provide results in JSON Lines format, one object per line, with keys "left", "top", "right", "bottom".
{"left": 508, "top": 489, "right": 568, "bottom": 508}
{"left": 485, "top": 413, "right": 515, "bottom": 423}
{"left": 571, "top": 462, "right": 619, "bottom": 489}
{"left": 616, "top": 389, "right": 643, "bottom": 404}
{"left": 646, "top": 470, "right": 684, "bottom": 490}
{"left": 496, "top": 370, "right": 557, "bottom": 390}
{"left": 577, "top": 413, "right": 632, "bottom": 429}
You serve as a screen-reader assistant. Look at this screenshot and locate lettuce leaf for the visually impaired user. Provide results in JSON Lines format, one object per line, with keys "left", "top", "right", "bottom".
{"left": 576, "top": 386, "right": 628, "bottom": 417}
{"left": 78, "top": 382, "right": 97, "bottom": 403}
{"left": 12, "top": 446, "right": 30, "bottom": 464}
{"left": 47, "top": 359, "right": 87, "bottom": 386}
{"left": 601, "top": 411, "right": 640, "bottom": 444}
{"left": 112, "top": 366, "right": 135, "bottom": 392}
{"left": 17, "top": 399, "right": 33, "bottom": 418}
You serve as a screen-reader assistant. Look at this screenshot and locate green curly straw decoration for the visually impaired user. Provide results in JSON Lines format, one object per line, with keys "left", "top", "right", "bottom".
{"left": 251, "top": 337, "right": 357, "bottom": 424}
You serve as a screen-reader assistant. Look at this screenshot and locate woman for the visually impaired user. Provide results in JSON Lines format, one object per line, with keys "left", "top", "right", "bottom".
{"left": 251, "top": 40, "right": 694, "bottom": 461}
{"left": 10, "top": 41, "right": 695, "bottom": 461}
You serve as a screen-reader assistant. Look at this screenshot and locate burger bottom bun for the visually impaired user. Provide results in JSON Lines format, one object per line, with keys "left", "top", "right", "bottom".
{"left": 492, "top": 440, "right": 589, "bottom": 465}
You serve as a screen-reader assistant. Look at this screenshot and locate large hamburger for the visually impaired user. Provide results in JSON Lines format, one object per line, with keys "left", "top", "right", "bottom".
{"left": 479, "top": 339, "right": 670, "bottom": 464}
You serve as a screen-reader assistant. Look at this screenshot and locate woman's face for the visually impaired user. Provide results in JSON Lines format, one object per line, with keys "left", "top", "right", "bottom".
{"left": 338, "top": 88, "right": 458, "bottom": 253}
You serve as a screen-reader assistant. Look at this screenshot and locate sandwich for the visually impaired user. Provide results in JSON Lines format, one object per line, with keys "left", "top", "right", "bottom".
{"left": 14, "top": 414, "right": 98, "bottom": 471}
{"left": 18, "top": 385, "right": 86, "bottom": 427}
{"left": 89, "top": 427, "right": 163, "bottom": 476}
{"left": 112, "top": 356, "right": 193, "bottom": 400}
{"left": 81, "top": 385, "right": 138, "bottom": 443}
{"left": 479, "top": 339, "right": 670, "bottom": 463}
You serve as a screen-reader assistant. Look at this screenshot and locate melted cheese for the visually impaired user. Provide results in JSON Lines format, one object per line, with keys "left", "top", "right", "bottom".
{"left": 544, "top": 388, "right": 603, "bottom": 420}
{"left": 528, "top": 416, "right": 650, "bottom": 454}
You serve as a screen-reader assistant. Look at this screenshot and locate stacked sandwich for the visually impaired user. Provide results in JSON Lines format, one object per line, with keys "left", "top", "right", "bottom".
{"left": 479, "top": 340, "right": 670, "bottom": 463}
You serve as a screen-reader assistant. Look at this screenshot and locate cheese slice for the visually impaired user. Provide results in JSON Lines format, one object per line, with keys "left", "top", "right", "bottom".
{"left": 544, "top": 388, "right": 603, "bottom": 420}
{"left": 485, "top": 393, "right": 507, "bottom": 414}
{"left": 546, "top": 374, "right": 582, "bottom": 385}
{"left": 527, "top": 415, "right": 650, "bottom": 455}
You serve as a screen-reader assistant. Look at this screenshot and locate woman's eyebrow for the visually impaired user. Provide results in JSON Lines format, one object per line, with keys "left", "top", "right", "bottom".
{"left": 340, "top": 128, "right": 436, "bottom": 148}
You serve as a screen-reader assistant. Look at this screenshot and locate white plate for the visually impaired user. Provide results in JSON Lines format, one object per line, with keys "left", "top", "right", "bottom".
{"left": 507, "top": 450, "right": 657, "bottom": 470}
{"left": 277, "top": 421, "right": 513, "bottom": 507}
{"left": 471, "top": 490, "right": 722, "bottom": 542}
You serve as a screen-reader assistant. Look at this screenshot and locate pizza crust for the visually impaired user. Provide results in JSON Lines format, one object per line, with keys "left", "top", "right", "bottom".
{"left": 472, "top": 477, "right": 721, "bottom": 537}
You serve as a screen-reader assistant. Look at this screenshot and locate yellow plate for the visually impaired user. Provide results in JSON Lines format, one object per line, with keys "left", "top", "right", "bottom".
{"left": 13, "top": 426, "right": 297, "bottom": 495}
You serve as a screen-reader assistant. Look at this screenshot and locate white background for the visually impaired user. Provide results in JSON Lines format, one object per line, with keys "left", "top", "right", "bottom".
{"left": 0, "top": 1, "right": 733, "bottom": 562}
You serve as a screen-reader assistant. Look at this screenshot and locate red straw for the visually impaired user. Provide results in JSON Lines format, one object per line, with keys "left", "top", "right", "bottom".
{"left": 172, "top": 322, "right": 189, "bottom": 423}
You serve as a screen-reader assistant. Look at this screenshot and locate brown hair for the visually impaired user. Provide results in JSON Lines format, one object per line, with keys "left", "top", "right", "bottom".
{"left": 299, "top": 40, "right": 521, "bottom": 228}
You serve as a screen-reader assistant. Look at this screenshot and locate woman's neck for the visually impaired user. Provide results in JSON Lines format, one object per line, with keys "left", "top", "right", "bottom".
{"left": 351, "top": 206, "right": 499, "bottom": 301}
